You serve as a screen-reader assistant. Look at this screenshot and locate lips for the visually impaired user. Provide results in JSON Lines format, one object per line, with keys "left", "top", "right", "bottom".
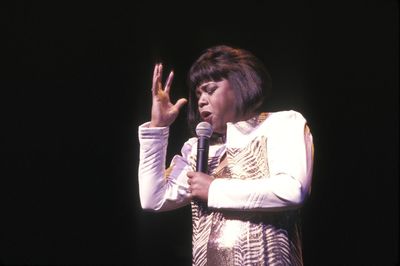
{"left": 200, "top": 111, "right": 212, "bottom": 122}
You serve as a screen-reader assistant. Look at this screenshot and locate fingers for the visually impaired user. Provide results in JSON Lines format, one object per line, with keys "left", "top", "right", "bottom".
{"left": 174, "top": 98, "right": 188, "bottom": 111}
{"left": 151, "top": 64, "right": 157, "bottom": 96}
{"left": 187, "top": 172, "right": 194, "bottom": 191}
{"left": 152, "top": 63, "right": 161, "bottom": 96}
{"left": 159, "top": 63, "right": 163, "bottom": 86}
{"left": 152, "top": 63, "right": 175, "bottom": 97}
{"left": 187, "top": 182, "right": 194, "bottom": 197}
{"left": 186, "top": 176, "right": 192, "bottom": 195}
{"left": 187, "top": 171, "right": 195, "bottom": 177}
{"left": 164, "top": 70, "right": 174, "bottom": 94}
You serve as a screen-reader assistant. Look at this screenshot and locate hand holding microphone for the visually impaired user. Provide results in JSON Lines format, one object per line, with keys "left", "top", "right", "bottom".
{"left": 187, "top": 122, "right": 214, "bottom": 201}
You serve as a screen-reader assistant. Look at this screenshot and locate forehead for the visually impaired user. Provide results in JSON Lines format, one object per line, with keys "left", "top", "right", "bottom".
{"left": 196, "top": 80, "right": 229, "bottom": 91}
{"left": 197, "top": 81, "right": 218, "bottom": 90}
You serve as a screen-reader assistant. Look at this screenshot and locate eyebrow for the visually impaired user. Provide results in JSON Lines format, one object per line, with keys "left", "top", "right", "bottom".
{"left": 196, "top": 82, "right": 217, "bottom": 92}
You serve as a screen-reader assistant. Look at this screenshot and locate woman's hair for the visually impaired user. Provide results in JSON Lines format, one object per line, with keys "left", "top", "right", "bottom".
{"left": 187, "top": 45, "right": 272, "bottom": 135}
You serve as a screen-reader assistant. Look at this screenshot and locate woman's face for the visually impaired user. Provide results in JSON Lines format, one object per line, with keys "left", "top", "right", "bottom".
{"left": 196, "top": 79, "right": 238, "bottom": 134}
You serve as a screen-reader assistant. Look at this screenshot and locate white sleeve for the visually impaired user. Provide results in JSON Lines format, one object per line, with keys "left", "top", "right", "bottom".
{"left": 138, "top": 122, "right": 193, "bottom": 212}
{"left": 208, "top": 111, "right": 314, "bottom": 210}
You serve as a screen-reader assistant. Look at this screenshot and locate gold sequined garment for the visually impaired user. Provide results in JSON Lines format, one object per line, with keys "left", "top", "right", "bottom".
{"left": 189, "top": 113, "right": 303, "bottom": 266}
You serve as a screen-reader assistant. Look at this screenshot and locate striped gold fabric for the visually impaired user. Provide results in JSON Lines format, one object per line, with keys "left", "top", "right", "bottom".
{"left": 189, "top": 113, "right": 303, "bottom": 266}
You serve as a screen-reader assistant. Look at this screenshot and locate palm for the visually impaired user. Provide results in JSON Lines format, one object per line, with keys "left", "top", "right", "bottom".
{"left": 150, "top": 64, "right": 187, "bottom": 127}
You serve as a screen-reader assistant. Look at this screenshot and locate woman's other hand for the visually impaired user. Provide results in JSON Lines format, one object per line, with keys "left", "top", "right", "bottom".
{"left": 149, "top": 63, "right": 187, "bottom": 127}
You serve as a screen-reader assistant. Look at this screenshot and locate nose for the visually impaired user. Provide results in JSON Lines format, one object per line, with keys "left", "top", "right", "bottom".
{"left": 198, "top": 93, "right": 208, "bottom": 108}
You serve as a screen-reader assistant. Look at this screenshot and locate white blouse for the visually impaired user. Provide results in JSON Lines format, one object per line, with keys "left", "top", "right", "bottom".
{"left": 138, "top": 110, "right": 314, "bottom": 212}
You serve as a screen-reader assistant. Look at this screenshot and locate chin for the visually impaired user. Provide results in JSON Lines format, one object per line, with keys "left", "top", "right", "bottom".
{"left": 212, "top": 126, "right": 226, "bottom": 134}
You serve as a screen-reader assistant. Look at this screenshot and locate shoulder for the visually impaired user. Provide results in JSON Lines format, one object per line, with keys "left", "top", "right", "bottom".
{"left": 257, "top": 110, "right": 308, "bottom": 136}
{"left": 267, "top": 110, "right": 307, "bottom": 124}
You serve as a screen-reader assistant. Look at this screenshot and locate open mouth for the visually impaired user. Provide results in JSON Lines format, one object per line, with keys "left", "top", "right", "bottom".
{"left": 200, "top": 111, "right": 212, "bottom": 122}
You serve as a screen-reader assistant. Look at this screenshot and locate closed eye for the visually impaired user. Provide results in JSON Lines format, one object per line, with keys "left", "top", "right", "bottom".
{"left": 205, "top": 86, "right": 217, "bottom": 94}
{"left": 196, "top": 83, "right": 218, "bottom": 98}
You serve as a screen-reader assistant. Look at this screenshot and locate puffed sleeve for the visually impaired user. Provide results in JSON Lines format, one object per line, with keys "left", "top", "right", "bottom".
{"left": 207, "top": 111, "right": 314, "bottom": 210}
{"left": 138, "top": 122, "right": 195, "bottom": 211}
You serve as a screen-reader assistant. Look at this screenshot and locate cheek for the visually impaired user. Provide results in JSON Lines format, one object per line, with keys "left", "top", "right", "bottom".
{"left": 216, "top": 102, "right": 236, "bottom": 123}
{"left": 225, "top": 107, "right": 237, "bottom": 121}
{"left": 210, "top": 90, "right": 237, "bottom": 119}
{"left": 224, "top": 96, "right": 238, "bottom": 118}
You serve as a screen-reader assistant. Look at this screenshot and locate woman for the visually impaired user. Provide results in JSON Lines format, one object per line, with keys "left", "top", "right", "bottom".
{"left": 138, "top": 45, "right": 314, "bottom": 265}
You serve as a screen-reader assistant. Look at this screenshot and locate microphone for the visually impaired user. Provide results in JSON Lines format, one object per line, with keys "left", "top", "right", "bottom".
{"left": 195, "top": 122, "right": 213, "bottom": 173}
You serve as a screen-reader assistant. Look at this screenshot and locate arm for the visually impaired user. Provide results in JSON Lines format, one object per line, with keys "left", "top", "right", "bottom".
{"left": 207, "top": 111, "right": 314, "bottom": 211}
{"left": 138, "top": 124, "right": 193, "bottom": 211}
{"left": 138, "top": 63, "right": 190, "bottom": 211}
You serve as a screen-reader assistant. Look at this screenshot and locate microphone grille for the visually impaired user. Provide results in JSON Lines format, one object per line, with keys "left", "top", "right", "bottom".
{"left": 196, "top": 122, "right": 213, "bottom": 138}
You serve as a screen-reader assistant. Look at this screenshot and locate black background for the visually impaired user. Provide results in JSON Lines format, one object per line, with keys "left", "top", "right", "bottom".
{"left": 1, "top": 1, "right": 398, "bottom": 265}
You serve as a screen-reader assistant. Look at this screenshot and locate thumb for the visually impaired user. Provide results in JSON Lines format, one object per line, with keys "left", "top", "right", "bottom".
{"left": 174, "top": 98, "right": 188, "bottom": 111}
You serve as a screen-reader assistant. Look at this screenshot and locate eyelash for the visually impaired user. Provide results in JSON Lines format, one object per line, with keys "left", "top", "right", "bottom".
{"left": 197, "top": 87, "right": 217, "bottom": 98}
{"left": 206, "top": 87, "right": 217, "bottom": 94}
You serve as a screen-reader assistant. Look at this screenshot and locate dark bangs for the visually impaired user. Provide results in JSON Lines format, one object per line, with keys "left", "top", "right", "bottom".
{"left": 188, "top": 62, "right": 230, "bottom": 92}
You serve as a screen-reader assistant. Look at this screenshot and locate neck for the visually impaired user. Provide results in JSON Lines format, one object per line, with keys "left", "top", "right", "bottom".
{"left": 210, "top": 132, "right": 226, "bottom": 144}
{"left": 230, "top": 110, "right": 258, "bottom": 125}
{"left": 209, "top": 112, "right": 262, "bottom": 145}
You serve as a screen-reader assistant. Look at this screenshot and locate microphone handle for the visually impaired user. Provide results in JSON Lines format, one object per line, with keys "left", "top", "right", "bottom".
{"left": 196, "top": 137, "right": 209, "bottom": 173}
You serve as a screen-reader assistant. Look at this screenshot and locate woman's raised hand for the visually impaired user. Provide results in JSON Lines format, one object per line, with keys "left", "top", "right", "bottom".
{"left": 149, "top": 63, "right": 188, "bottom": 127}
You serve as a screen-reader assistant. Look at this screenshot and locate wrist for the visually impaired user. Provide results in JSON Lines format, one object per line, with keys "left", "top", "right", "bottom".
{"left": 149, "top": 121, "right": 165, "bottom": 128}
